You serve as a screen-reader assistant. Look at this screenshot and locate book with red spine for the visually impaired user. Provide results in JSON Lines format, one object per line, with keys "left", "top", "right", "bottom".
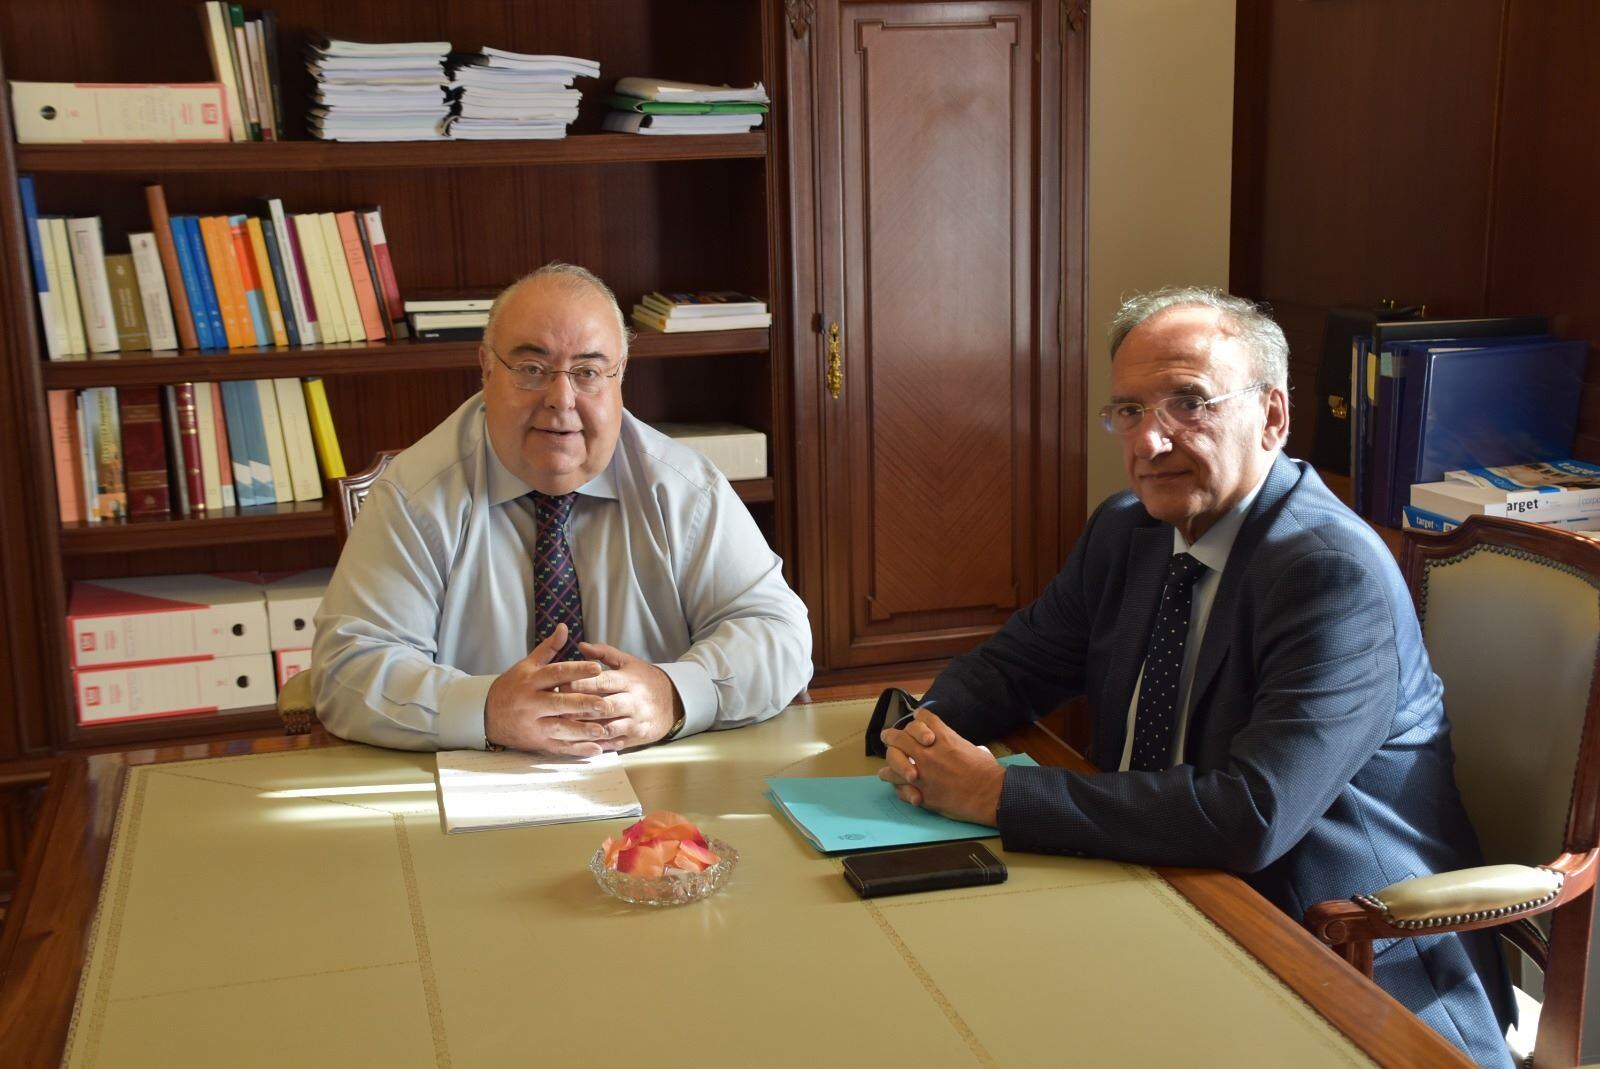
{"left": 117, "top": 386, "right": 172, "bottom": 519}
{"left": 172, "top": 383, "right": 206, "bottom": 513}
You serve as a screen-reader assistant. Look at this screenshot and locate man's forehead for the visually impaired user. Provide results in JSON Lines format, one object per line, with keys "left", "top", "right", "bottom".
{"left": 495, "top": 282, "right": 619, "bottom": 354}
{"left": 1116, "top": 311, "right": 1246, "bottom": 381}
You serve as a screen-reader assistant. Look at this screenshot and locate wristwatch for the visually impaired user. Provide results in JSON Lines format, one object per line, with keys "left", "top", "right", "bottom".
{"left": 660, "top": 709, "right": 686, "bottom": 743}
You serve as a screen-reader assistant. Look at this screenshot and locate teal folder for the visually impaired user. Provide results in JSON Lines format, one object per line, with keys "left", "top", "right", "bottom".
{"left": 606, "top": 93, "right": 769, "bottom": 115}
{"left": 766, "top": 754, "right": 1038, "bottom": 854}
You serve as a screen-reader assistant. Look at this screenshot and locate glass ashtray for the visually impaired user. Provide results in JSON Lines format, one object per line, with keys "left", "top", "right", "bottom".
{"left": 590, "top": 837, "right": 738, "bottom": 907}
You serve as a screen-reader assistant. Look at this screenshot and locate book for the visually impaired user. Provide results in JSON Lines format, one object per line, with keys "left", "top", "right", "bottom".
{"left": 335, "top": 211, "right": 386, "bottom": 340}
{"left": 403, "top": 296, "right": 493, "bottom": 313}
{"left": 1410, "top": 479, "right": 1600, "bottom": 525}
{"left": 257, "top": 215, "right": 300, "bottom": 346}
{"left": 358, "top": 208, "right": 406, "bottom": 338}
{"left": 199, "top": 1, "right": 249, "bottom": 141}
{"left": 766, "top": 754, "right": 1038, "bottom": 853}
{"left": 435, "top": 749, "right": 643, "bottom": 834}
{"left": 47, "top": 218, "right": 88, "bottom": 355}
{"left": 244, "top": 18, "right": 274, "bottom": 141}
{"left": 272, "top": 378, "right": 324, "bottom": 501}
{"left": 412, "top": 325, "right": 486, "bottom": 341}
{"left": 254, "top": 379, "right": 297, "bottom": 503}
{"left": 127, "top": 234, "right": 180, "bottom": 350}
{"left": 193, "top": 383, "right": 224, "bottom": 512}
{"left": 606, "top": 93, "right": 768, "bottom": 115}
{"left": 117, "top": 386, "right": 171, "bottom": 518}
{"left": 611, "top": 77, "right": 769, "bottom": 104}
{"left": 102, "top": 253, "right": 150, "bottom": 351}
{"left": 161, "top": 387, "right": 190, "bottom": 515}
{"left": 302, "top": 377, "right": 346, "bottom": 479}
{"left": 318, "top": 212, "right": 368, "bottom": 340}
{"left": 66, "top": 218, "right": 119, "bottom": 353}
{"left": 640, "top": 290, "right": 768, "bottom": 318}
{"left": 229, "top": 4, "right": 261, "bottom": 141}
{"left": 228, "top": 215, "right": 271, "bottom": 346}
{"left": 264, "top": 199, "right": 313, "bottom": 343}
{"left": 217, "top": 380, "right": 259, "bottom": 507}
{"left": 142, "top": 185, "right": 198, "bottom": 350}
{"left": 409, "top": 310, "right": 488, "bottom": 331}
{"left": 630, "top": 306, "right": 771, "bottom": 332}
{"left": 175, "top": 216, "right": 223, "bottom": 348}
{"left": 9, "top": 81, "right": 229, "bottom": 143}
{"left": 85, "top": 387, "right": 126, "bottom": 521}
{"left": 171, "top": 383, "right": 206, "bottom": 514}
{"left": 210, "top": 382, "right": 237, "bottom": 507}
{"left": 244, "top": 217, "right": 289, "bottom": 345}
{"left": 17, "top": 176, "right": 67, "bottom": 360}
{"left": 601, "top": 111, "right": 762, "bottom": 135}
{"left": 652, "top": 422, "right": 767, "bottom": 480}
{"left": 1445, "top": 459, "right": 1600, "bottom": 492}
{"left": 198, "top": 215, "right": 251, "bottom": 347}
{"left": 47, "top": 390, "right": 85, "bottom": 522}
{"left": 292, "top": 214, "right": 348, "bottom": 343}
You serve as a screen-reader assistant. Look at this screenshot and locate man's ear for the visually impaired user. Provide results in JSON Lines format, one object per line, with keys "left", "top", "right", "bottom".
{"left": 478, "top": 344, "right": 493, "bottom": 386}
{"left": 1262, "top": 386, "right": 1290, "bottom": 450}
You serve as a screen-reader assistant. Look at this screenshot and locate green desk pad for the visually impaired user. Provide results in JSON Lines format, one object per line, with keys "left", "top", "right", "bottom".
{"left": 64, "top": 699, "right": 1371, "bottom": 1068}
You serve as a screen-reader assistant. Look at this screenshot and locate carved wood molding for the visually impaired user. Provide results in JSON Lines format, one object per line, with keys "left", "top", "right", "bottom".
{"left": 787, "top": 0, "right": 815, "bottom": 39}
{"left": 1064, "top": 0, "right": 1088, "bottom": 35}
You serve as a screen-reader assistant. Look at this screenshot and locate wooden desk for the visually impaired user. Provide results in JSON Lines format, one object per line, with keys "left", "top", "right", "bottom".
{"left": 0, "top": 703, "right": 1469, "bottom": 1068}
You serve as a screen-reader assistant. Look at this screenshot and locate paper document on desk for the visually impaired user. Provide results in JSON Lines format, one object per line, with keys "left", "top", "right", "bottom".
{"left": 435, "top": 750, "right": 643, "bottom": 834}
{"left": 766, "top": 754, "right": 1038, "bottom": 853}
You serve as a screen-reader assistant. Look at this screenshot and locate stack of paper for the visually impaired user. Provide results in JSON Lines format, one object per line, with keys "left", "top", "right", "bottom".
{"left": 602, "top": 77, "right": 769, "bottom": 136}
{"left": 306, "top": 37, "right": 451, "bottom": 142}
{"left": 766, "top": 754, "right": 1037, "bottom": 853}
{"left": 442, "top": 49, "right": 599, "bottom": 140}
{"left": 435, "top": 749, "right": 643, "bottom": 834}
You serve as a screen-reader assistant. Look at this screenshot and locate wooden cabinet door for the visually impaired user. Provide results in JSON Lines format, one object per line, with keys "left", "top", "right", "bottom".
{"left": 786, "top": 0, "right": 1084, "bottom": 670}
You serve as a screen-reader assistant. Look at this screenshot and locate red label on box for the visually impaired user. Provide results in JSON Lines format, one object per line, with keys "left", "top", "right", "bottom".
{"left": 84, "top": 686, "right": 100, "bottom": 706}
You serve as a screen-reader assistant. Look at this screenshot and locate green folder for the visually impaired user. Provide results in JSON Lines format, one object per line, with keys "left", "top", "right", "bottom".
{"left": 606, "top": 93, "right": 768, "bottom": 115}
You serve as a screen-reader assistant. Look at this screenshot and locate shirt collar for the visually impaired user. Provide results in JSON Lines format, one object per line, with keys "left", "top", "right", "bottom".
{"left": 485, "top": 430, "right": 620, "bottom": 506}
{"left": 1172, "top": 461, "right": 1273, "bottom": 572}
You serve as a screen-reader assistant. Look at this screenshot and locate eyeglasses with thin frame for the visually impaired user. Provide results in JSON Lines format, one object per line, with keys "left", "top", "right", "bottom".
{"left": 483, "top": 342, "right": 624, "bottom": 395}
{"left": 1098, "top": 382, "right": 1268, "bottom": 435}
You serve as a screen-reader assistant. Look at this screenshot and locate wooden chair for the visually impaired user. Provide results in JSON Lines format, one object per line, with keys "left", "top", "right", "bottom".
{"left": 277, "top": 449, "right": 403, "bottom": 735}
{"left": 1305, "top": 516, "right": 1600, "bottom": 1069}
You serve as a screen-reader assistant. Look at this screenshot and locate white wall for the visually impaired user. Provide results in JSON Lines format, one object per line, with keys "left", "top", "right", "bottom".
{"left": 1085, "top": 1, "right": 1237, "bottom": 508}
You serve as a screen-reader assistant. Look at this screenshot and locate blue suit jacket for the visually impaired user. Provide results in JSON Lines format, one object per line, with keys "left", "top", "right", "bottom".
{"left": 925, "top": 454, "right": 1513, "bottom": 1067}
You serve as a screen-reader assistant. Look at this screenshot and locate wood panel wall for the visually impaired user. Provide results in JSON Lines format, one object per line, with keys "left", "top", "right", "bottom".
{"left": 1232, "top": 0, "right": 1600, "bottom": 461}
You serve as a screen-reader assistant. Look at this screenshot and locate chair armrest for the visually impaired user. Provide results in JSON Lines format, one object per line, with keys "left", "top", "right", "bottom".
{"left": 276, "top": 671, "right": 316, "bottom": 736}
{"left": 1361, "top": 864, "right": 1562, "bottom": 929}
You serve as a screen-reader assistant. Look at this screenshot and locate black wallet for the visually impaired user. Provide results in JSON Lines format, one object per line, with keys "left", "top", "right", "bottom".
{"left": 842, "top": 842, "right": 1008, "bottom": 899}
{"left": 864, "top": 686, "right": 921, "bottom": 757}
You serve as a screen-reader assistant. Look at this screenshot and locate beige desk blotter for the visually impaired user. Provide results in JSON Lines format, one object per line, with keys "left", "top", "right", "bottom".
{"left": 65, "top": 699, "right": 1372, "bottom": 1068}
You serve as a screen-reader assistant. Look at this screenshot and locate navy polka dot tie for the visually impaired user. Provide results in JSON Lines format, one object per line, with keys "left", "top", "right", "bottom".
{"left": 532, "top": 492, "right": 585, "bottom": 661}
{"left": 1130, "top": 552, "right": 1208, "bottom": 772}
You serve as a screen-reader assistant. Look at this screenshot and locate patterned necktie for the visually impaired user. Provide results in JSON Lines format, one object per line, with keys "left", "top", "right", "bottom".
{"left": 532, "top": 491, "right": 584, "bottom": 661}
{"left": 1129, "top": 552, "right": 1208, "bottom": 772}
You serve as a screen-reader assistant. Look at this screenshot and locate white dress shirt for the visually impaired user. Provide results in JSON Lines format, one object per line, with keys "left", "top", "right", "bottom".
{"left": 1117, "top": 467, "right": 1271, "bottom": 771}
{"left": 312, "top": 396, "right": 813, "bottom": 751}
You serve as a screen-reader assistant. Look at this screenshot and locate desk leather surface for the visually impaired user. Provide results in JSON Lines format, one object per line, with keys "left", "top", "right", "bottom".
{"left": 64, "top": 699, "right": 1372, "bottom": 1068}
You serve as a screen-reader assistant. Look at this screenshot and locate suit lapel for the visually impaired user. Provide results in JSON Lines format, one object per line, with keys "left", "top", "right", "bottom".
{"left": 1100, "top": 523, "right": 1173, "bottom": 766}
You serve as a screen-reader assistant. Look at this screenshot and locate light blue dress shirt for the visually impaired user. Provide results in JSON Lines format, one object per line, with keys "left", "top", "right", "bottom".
{"left": 312, "top": 396, "right": 813, "bottom": 751}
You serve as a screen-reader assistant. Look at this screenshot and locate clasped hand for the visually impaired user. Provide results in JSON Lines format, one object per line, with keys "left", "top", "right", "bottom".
{"left": 484, "top": 623, "right": 682, "bottom": 756}
{"left": 878, "top": 708, "right": 1006, "bottom": 827}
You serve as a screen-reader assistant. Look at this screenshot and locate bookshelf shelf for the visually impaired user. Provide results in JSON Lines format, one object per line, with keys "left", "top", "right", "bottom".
{"left": 39, "top": 330, "right": 771, "bottom": 388}
{"left": 59, "top": 478, "right": 776, "bottom": 555}
{"left": 14, "top": 133, "right": 769, "bottom": 175}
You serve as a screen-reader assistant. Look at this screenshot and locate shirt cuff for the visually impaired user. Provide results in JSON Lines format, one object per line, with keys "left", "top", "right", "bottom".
{"left": 438, "top": 673, "right": 498, "bottom": 750}
{"left": 656, "top": 660, "right": 717, "bottom": 738}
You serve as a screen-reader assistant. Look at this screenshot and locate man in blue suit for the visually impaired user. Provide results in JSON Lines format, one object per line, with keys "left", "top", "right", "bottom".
{"left": 879, "top": 287, "right": 1513, "bottom": 1067}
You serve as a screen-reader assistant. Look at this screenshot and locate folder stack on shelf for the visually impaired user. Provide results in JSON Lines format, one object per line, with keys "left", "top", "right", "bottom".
{"left": 603, "top": 77, "right": 768, "bottom": 136}
{"left": 442, "top": 49, "right": 599, "bottom": 141}
{"left": 306, "top": 37, "right": 452, "bottom": 141}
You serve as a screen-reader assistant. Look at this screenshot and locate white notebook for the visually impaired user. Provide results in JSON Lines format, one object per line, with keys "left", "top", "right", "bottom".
{"left": 435, "top": 749, "right": 643, "bottom": 834}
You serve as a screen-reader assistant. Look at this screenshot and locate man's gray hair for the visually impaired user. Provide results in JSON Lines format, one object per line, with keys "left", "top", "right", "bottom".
{"left": 485, "top": 261, "right": 633, "bottom": 361}
{"left": 1109, "top": 286, "right": 1288, "bottom": 391}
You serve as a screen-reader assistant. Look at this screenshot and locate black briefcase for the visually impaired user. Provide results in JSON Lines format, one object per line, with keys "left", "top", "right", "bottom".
{"left": 1308, "top": 302, "right": 1424, "bottom": 474}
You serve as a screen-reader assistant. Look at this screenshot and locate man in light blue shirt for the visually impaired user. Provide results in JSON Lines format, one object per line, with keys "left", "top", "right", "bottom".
{"left": 312, "top": 263, "right": 812, "bottom": 754}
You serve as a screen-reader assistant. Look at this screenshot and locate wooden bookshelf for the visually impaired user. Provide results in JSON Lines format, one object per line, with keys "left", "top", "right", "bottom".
{"left": 0, "top": 0, "right": 791, "bottom": 752}
{"left": 39, "top": 330, "right": 771, "bottom": 388}
{"left": 15, "top": 133, "right": 767, "bottom": 174}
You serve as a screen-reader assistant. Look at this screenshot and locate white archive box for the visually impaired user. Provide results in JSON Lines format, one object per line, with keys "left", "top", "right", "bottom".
{"left": 74, "top": 654, "right": 275, "bottom": 725}
{"left": 67, "top": 572, "right": 269, "bottom": 668}
{"left": 275, "top": 648, "right": 312, "bottom": 688}
{"left": 652, "top": 422, "right": 767, "bottom": 481}
{"left": 261, "top": 568, "right": 333, "bottom": 651}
